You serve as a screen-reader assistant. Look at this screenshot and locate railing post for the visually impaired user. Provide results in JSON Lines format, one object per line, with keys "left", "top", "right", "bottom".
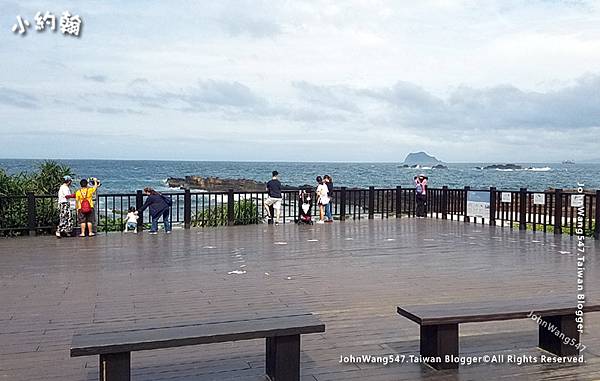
{"left": 340, "top": 187, "right": 347, "bottom": 221}
{"left": 227, "top": 189, "right": 235, "bottom": 226}
{"left": 136, "top": 190, "right": 144, "bottom": 233}
{"left": 184, "top": 189, "right": 191, "bottom": 229}
{"left": 463, "top": 186, "right": 470, "bottom": 223}
{"left": 26, "top": 192, "right": 36, "bottom": 236}
{"left": 441, "top": 186, "right": 448, "bottom": 220}
{"left": 489, "top": 187, "right": 496, "bottom": 226}
{"left": 595, "top": 190, "right": 600, "bottom": 240}
{"left": 554, "top": 189, "right": 563, "bottom": 235}
{"left": 368, "top": 186, "right": 375, "bottom": 219}
{"left": 396, "top": 186, "right": 402, "bottom": 218}
{"left": 519, "top": 188, "right": 527, "bottom": 230}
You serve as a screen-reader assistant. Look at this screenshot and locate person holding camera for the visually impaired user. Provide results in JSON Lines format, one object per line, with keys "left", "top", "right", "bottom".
{"left": 75, "top": 177, "right": 100, "bottom": 237}
{"left": 414, "top": 174, "right": 428, "bottom": 218}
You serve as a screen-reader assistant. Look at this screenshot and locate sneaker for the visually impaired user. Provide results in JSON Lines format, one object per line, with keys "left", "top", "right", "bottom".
{"left": 325, "top": 220, "right": 333, "bottom": 223}
{"left": 149, "top": 231, "right": 158, "bottom": 235}
{"left": 316, "top": 220, "right": 325, "bottom": 224}
{"left": 166, "top": 231, "right": 172, "bottom": 234}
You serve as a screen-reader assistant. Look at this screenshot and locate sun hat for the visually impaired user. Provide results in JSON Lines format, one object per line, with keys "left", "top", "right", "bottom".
{"left": 63, "top": 175, "right": 72, "bottom": 181}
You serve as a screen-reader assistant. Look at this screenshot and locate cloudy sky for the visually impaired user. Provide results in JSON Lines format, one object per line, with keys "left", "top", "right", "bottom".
{"left": 1, "top": 0, "right": 600, "bottom": 162}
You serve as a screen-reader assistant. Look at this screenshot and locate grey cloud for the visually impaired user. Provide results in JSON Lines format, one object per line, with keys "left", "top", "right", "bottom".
{"left": 96, "top": 107, "right": 143, "bottom": 115}
{"left": 78, "top": 106, "right": 143, "bottom": 115}
{"left": 325, "top": 75, "right": 600, "bottom": 131}
{"left": 178, "top": 80, "right": 266, "bottom": 109}
{"left": 0, "top": 87, "right": 39, "bottom": 109}
{"left": 292, "top": 81, "right": 360, "bottom": 113}
{"left": 360, "top": 81, "right": 445, "bottom": 113}
{"left": 84, "top": 75, "right": 108, "bottom": 83}
{"left": 217, "top": 2, "right": 281, "bottom": 38}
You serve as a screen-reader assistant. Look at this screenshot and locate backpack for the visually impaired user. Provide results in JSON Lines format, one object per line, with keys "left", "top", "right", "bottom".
{"left": 80, "top": 189, "right": 92, "bottom": 214}
{"left": 415, "top": 183, "right": 423, "bottom": 195}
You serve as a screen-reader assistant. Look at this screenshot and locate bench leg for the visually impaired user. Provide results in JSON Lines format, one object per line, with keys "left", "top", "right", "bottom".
{"left": 420, "top": 324, "right": 459, "bottom": 370}
{"left": 538, "top": 315, "right": 580, "bottom": 356}
{"left": 99, "top": 352, "right": 130, "bottom": 381}
{"left": 266, "top": 335, "right": 300, "bottom": 381}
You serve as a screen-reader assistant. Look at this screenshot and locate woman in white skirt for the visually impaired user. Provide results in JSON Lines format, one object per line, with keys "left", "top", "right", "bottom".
{"left": 56, "top": 176, "right": 75, "bottom": 238}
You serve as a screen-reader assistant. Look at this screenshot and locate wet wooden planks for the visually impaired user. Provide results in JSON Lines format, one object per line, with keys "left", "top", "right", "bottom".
{"left": 0, "top": 218, "right": 599, "bottom": 380}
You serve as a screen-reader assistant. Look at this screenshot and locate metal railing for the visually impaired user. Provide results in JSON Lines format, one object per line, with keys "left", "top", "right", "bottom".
{"left": 1, "top": 187, "right": 598, "bottom": 239}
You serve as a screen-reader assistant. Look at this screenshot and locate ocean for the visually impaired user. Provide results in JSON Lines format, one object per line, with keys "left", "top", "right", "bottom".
{"left": 1, "top": 159, "right": 599, "bottom": 194}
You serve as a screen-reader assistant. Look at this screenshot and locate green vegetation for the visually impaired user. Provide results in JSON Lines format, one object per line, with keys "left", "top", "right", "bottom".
{"left": 192, "top": 199, "right": 260, "bottom": 227}
{"left": 0, "top": 162, "right": 74, "bottom": 235}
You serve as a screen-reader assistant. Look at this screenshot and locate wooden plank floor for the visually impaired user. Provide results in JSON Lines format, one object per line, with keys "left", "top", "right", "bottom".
{"left": 1, "top": 218, "right": 599, "bottom": 381}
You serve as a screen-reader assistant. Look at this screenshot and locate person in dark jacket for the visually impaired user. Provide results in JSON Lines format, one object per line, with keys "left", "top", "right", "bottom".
{"left": 138, "top": 187, "right": 171, "bottom": 234}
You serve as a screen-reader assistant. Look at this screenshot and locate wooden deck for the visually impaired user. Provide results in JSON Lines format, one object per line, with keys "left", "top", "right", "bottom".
{"left": 1, "top": 218, "right": 599, "bottom": 380}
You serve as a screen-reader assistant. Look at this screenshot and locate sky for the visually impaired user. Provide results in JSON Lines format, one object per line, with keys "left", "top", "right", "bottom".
{"left": 1, "top": 0, "right": 600, "bottom": 162}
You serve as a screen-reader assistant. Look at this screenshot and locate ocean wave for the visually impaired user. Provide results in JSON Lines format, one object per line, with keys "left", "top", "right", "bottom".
{"left": 525, "top": 167, "right": 552, "bottom": 172}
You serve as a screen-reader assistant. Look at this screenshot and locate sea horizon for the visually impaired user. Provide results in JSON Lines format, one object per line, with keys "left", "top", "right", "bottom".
{"left": 2, "top": 158, "right": 599, "bottom": 193}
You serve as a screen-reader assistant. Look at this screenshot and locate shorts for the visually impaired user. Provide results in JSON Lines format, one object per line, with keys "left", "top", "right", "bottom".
{"left": 265, "top": 197, "right": 282, "bottom": 210}
{"left": 126, "top": 222, "right": 137, "bottom": 230}
{"left": 77, "top": 209, "right": 96, "bottom": 224}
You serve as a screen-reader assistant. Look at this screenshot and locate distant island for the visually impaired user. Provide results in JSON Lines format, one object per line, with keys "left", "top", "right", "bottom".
{"left": 402, "top": 151, "right": 444, "bottom": 166}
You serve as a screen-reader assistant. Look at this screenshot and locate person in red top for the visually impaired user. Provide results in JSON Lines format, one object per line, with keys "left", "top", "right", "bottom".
{"left": 415, "top": 174, "right": 428, "bottom": 218}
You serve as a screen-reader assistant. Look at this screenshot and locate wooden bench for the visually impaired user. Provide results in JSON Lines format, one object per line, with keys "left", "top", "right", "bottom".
{"left": 397, "top": 297, "right": 600, "bottom": 370}
{"left": 71, "top": 313, "right": 325, "bottom": 381}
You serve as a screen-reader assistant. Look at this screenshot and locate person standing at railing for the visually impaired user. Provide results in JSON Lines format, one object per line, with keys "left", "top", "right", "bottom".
{"left": 324, "top": 175, "right": 334, "bottom": 223}
{"left": 316, "top": 176, "right": 330, "bottom": 224}
{"left": 138, "top": 187, "right": 172, "bottom": 234}
{"left": 415, "top": 174, "right": 428, "bottom": 218}
{"left": 75, "top": 178, "right": 100, "bottom": 237}
{"left": 264, "top": 171, "right": 283, "bottom": 225}
{"left": 56, "top": 176, "right": 75, "bottom": 239}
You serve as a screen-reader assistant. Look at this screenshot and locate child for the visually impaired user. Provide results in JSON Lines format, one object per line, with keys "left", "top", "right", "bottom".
{"left": 124, "top": 207, "right": 139, "bottom": 233}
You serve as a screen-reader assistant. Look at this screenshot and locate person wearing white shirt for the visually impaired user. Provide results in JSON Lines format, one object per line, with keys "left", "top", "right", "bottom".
{"left": 315, "top": 176, "right": 330, "bottom": 224}
{"left": 56, "top": 176, "right": 75, "bottom": 238}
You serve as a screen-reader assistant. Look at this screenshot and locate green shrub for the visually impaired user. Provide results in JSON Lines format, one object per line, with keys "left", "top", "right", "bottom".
{"left": 0, "top": 161, "right": 74, "bottom": 235}
{"left": 192, "top": 199, "right": 259, "bottom": 227}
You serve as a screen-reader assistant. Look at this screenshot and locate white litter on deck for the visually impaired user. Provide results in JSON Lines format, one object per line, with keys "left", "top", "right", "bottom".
{"left": 203, "top": 246, "right": 216, "bottom": 249}
{"left": 558, "top": 251, "right": 571, "bottom": 254}
{"left": 307, "top": 239, "right": 318, "bottom": 242}
{"left": 274, "top": 242, "right": 288, "bottom": 245}
{"left": 228, "top": 270, "right": 246, "bottom": 275}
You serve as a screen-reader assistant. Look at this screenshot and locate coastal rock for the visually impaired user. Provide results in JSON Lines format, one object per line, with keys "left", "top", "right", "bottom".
{"left": 166, "top": 176, "right": 312, "bottom": 191}
{"left": 167, "top": 176, "right": 267, "bottom": 191}
{"left": 403, "top": 151, "right": 443, "bottom": 166}
{"left": 483, "top": 164, "right": 522, "bottom": 170}
{"left": 432, "top": 164, "right": 448, "bottom": 169}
